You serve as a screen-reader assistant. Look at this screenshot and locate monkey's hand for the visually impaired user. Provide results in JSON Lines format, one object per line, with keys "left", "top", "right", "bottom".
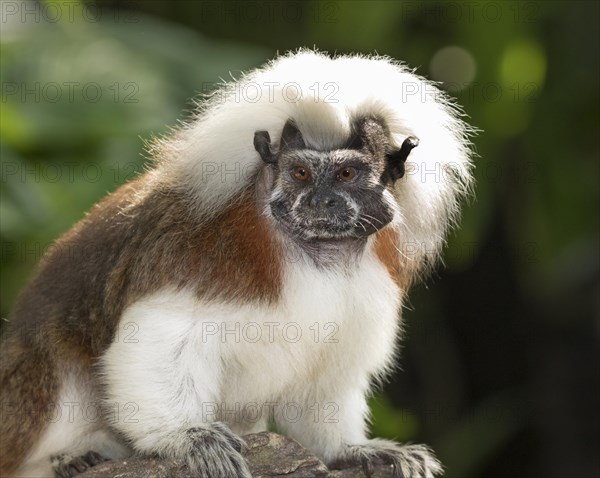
{"left": 333, "top": 438, "right": 443, "bottom": 478}
{"left": 52, "top": 451, "right": 110, "bottom": 478}
{"left": 180, "top": 422, "right": 251, "bottom": 478}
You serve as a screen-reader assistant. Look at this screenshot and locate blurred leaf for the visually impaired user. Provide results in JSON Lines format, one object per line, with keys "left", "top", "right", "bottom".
{"left": 369, "top": 394, "right": 418, "bottom": 442}
{"left": 438, "top": 389, "right": 524, "bottom": 478}
{"left": 0, "top": 5, "right": 267, "bottom": 314}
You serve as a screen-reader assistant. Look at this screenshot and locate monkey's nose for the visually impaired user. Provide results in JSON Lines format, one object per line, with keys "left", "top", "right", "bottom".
{"left": 309, "top": 191, "right": 337, "bottom": 209}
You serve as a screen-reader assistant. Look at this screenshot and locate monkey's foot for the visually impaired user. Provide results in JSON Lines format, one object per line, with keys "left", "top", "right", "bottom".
{"left": 183, "top": 422, "right": 252, "bottom": 478}
{"left": 334, "top": 438, "right": 443, "bottom": 478}
{"left": 51, "top": 451, "right": 109, "bottom": 478}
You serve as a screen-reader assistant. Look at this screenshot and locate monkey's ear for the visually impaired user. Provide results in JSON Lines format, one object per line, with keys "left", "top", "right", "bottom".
{"left": 354, "top": 116, "right": 388, "bottom": 155}
{"left": 385, "top": 136, "right": 419, "bottom": 182}
{"left": 254, "top": 131, "right": 276, "bottom": 164}
{"left": 279, "top": 120, "right": 305, "bottom": 152}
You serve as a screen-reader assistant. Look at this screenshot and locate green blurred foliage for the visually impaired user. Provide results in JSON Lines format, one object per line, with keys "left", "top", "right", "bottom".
{"left": 1, "top": 3, "right": 268, "bottom": 306}
{"left": 1, "top": 1, "right": 598, "bottom": 477}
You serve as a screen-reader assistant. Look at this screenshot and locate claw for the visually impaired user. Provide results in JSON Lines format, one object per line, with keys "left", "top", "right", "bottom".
{"left": 360, "top": 455, "right": 374, "bottom": 477}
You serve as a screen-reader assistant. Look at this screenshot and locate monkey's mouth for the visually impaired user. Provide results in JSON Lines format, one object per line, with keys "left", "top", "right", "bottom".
{"left": 287, "top": 216, "right": 361, "bottom": 241}
{"left": 271, "top": 214, "right": 350, "bottom": 240}
{"left": 269, "top": 202, "right": 368, "bottom": 240}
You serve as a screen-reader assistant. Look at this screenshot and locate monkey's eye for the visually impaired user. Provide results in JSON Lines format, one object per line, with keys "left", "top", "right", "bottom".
{"left": 337, "top": 167, "right": 358, "bottom": 182}
{"left": 292, "top": 166, "right": 310, "bottom": 181}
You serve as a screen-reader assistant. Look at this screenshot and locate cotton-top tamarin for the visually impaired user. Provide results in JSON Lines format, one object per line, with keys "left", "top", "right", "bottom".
{"left": 0, "top": 49, "right": 474, "bottom": 478}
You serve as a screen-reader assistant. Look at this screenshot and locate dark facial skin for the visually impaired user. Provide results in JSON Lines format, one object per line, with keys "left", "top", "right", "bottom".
{"left": 270, "top": 148, "right": 392, "bottom": 240}
{"left": 254, "top": 117, "right": 418, "bottom": 244}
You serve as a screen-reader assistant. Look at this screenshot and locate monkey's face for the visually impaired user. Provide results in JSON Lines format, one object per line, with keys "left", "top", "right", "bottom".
{"left": 254, "top": 117, "right": 418, "bottom": 242}
{"left": 268, "top": 148, "right": 392, "bottom": 240}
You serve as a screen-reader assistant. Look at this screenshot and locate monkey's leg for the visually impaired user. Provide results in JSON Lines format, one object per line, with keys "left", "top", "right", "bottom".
{"left": 1, "top": 337, "right": 127, "bottom": 478}
{"left": 100, "top": 291, "right": 252, "bottom": 478}
{"left": 276, "top": 381, "right": 442, "bottom": 478}
{"left": 0, "top": 338, "right": 58, "bottom": 477}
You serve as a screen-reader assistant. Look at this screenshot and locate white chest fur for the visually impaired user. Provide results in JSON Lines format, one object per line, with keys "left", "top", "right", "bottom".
{"left": 224, "top": 247, "right": 401, "bottom": 402}
{"left": 101, "top": 245, "right": 401, "bottom": 439}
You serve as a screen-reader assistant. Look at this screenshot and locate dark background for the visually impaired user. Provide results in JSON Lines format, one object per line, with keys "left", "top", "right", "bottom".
{"left": 1, "top": 1, "right": 598, "bottom": 477}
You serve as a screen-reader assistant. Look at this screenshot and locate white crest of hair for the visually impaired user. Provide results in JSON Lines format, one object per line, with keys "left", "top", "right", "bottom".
{"left": 154, "top": 48, "right": 474, "bottom": 268}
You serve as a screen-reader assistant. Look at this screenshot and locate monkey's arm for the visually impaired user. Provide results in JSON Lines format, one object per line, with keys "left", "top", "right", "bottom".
{"left": 100, "top": 291, "right": 251, "bottom": 478}
{"left": 275, "top": 370, "right": 443, "bottom": 477}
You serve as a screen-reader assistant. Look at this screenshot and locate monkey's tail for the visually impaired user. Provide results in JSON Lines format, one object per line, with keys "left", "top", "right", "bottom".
{"left": 0, "top": 333, "right": 59, "bottom": 476}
